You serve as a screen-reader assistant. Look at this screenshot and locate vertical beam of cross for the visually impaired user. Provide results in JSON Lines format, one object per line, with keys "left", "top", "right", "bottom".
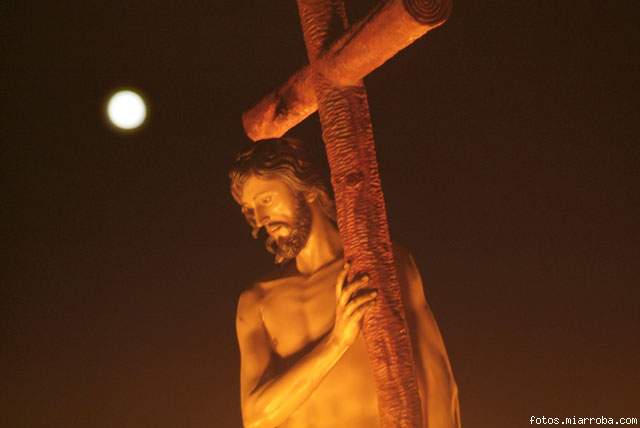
{"left": 243, "top": 0, "right": 452, "bottom": 425}
{"left": 296, "top": 1, "right": 431, "bottom": 426}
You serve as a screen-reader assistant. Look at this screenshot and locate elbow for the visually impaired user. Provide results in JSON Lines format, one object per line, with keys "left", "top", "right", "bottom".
{"left": 242, "top": 410, "right": 269, "bottom": 428}
{"left": 241, "top": 402, "right": 266, "bottom": 428}
{"left": 241, "top": 396, "right": 280, "bottom": 428}
{"left": 242, "top": 416, "right": 268, "bottom": 428}
{"left": 241, "top": 397, "right": 260, "bottom": 428}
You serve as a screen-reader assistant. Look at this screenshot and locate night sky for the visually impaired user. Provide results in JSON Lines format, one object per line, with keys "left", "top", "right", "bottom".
{"left": 3, "top": 1, "right": 639, "bottom": 427}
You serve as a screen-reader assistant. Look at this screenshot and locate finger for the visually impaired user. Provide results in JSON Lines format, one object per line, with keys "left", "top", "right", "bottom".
{"left": 335, "top": 263, "right": 350, "bottom": 300}
{"left": 339, "top": 276, "right": 371, "bottom": 308}
{"left": 348, "top": 299, "right": 376, "bottom": 324}
{"left": 344, "top": 291, "right": 377, "bottom": 317}
{"left": 339, "top": 275, "right": 370, "bottom": 308}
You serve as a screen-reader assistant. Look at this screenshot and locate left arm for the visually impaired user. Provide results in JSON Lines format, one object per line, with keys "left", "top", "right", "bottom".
{"left": 394, "top": 245, "right": 461, "bottom": 428}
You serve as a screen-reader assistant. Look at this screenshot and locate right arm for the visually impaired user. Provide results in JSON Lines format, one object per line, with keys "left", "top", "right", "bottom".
{"left": 236, "top": 264, "right": 376, "bottom": 428}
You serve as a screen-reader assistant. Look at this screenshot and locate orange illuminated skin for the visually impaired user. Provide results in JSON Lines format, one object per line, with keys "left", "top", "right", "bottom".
{"left": 236, "top": 175, "right": 460, "bottom": 428}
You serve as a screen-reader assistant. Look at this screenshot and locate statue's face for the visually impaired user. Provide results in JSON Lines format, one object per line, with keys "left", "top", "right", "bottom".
{"left": 239, "top": 175, "right": 312, "bottom": 262}
{"left": 240, "top": 175, "right": 299, "bottom": 238}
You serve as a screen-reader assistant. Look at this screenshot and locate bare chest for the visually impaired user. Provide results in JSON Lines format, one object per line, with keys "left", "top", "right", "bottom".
{"left": 260, "top": 270, "right": 338, "bottom": 357}
{"left": 257, "top": 264, "right": 381, "bottom": 425}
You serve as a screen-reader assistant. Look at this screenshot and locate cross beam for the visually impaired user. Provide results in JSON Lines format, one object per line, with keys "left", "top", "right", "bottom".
{"left": 243, "top": 0, "right": 451, "bottom": 141}
{"left": 244, "top": 0, "right": 452, "bottom": 426}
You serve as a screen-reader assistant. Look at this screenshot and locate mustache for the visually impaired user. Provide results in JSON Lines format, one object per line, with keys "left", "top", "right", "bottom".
{"left": 251, "top": 221, "right": 289, "bottom": 239}
{"left": 267, "top": 221, "right": 288, "bottom": 229}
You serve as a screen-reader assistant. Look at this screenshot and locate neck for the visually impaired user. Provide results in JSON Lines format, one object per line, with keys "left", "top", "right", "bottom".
{"left": 295, "top": 207, "right": 343, "bottom": 276}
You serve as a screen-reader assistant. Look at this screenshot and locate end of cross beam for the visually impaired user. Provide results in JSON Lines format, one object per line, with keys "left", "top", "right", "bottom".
{"left": 242, "top": 66, "right": 317, "bottom": 142}
{"left": 402, "top": 0, "right": 452, "bottom": 27}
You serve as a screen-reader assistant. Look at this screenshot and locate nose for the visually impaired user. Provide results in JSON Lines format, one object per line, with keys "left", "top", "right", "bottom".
{"left": 254, "top": 206, "right": 270, "bottom": 228}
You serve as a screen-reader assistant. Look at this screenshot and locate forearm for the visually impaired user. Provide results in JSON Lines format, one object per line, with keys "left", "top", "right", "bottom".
{"left": 242, "top": 334, "right": 347, "bottom": 428}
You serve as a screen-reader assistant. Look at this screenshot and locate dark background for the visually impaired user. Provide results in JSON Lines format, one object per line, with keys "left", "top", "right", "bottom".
{"left": 3, "top": 1, "right": 639, "bottom": 427}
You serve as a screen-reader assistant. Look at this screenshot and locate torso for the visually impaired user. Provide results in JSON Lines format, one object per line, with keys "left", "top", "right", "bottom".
{"left": 255, "top": 257, "right": 380, "bottom": 428}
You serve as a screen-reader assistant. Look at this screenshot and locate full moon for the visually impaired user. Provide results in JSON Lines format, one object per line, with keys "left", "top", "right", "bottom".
{"left": 106, "top": 90, "right": 147, "bottom": 130}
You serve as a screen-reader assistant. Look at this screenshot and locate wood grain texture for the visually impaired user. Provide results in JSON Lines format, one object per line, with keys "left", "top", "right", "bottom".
{"left": 296, "top": 0, "right": 431, "bottom": 425}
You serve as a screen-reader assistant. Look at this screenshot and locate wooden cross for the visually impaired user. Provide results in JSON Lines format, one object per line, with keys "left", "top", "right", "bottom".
{"left": 242, "top": 1, "right": 452, "bottom": 426}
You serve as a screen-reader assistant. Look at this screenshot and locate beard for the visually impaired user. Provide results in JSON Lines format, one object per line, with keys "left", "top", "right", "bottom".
{"left": 264, "top": 193, "right": 312, "bottom": 264}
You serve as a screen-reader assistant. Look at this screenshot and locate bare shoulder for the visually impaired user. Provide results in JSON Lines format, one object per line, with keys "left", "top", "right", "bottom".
{"left": 236, "top": 283, "right": 265, "bottom": 326}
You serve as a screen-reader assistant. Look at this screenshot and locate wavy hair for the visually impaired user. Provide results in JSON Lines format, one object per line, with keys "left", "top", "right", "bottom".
{"left": 229, "top": 138, "right": 337, "bottom": 230}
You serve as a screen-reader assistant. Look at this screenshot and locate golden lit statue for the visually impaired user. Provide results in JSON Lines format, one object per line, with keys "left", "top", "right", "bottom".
{"left": 230, "top": 138, "right": 460, "bottom": 428}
